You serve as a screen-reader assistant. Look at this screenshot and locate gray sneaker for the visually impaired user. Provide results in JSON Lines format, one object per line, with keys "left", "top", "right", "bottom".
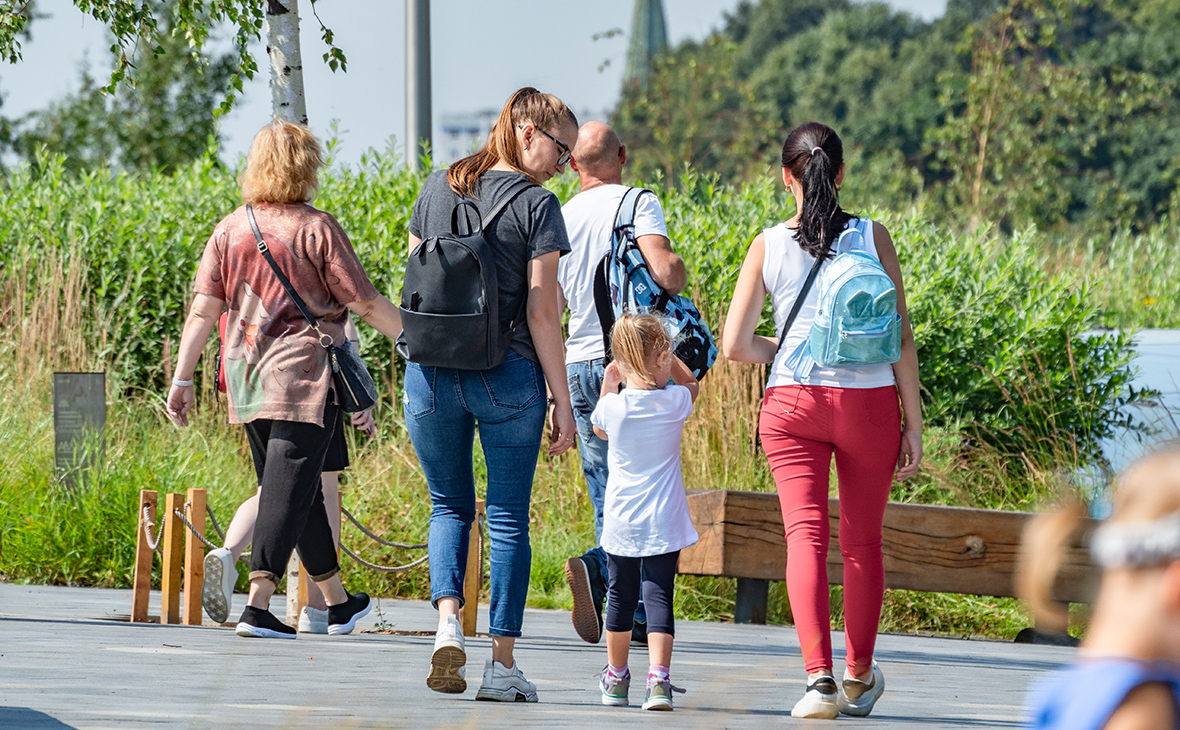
{"left": 599, "top": 667, "right": 630, "bottom": 706}
{"left": 202, "top": 547, "right": 236, "bottom": 624}
{"left": 641, "top": 677, "right": 684, "bottom": 711}
{"left": 427, "top": 615, "right": 467, "bottom": 694}
{"left": 838, "top": 661, "right": 885, "bottom": 717}
{"left": 475, "top": 659, "right": 538, "bottom": 702}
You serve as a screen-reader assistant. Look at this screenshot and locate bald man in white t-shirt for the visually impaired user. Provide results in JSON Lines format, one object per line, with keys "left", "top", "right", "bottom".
{"left": 557, "top": 121, "right": 687, "bottom": 646}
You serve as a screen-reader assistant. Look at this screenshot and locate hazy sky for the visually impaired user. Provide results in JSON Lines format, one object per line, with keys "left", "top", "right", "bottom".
{"left": 2, "top": 0, "right": 949, "bottom": 166}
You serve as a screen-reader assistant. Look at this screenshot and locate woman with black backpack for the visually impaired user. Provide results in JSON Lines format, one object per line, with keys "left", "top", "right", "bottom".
{"left": 722, "top": 122, "right": 923, "bottom": 720}
{"left": 401, "top": 87, "right": 579, "bottom": 702}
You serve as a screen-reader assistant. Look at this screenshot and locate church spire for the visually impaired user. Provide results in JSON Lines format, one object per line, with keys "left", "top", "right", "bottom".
{"left": 623, "top": 0, "right": 668, "bottom": 88}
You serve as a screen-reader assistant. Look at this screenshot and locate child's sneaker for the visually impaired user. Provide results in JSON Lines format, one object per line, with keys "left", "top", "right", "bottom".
{"left": 326, "top": 592, "right": 371, "bottom": 635}
{"left": 599, "top": 666, "right": 630, "bottom": 706}
{"left": 297, "top": 605, "right": 329, "bottom": 634}
{"left": 641, "top": 676, "right": 684, "bottom": 711}
{"left": 791, "top": 675, "right": 839, "bottom": 719}
{"left": 475, "top": 659, "right": 538, "bottom": 702}
{"left": 234, "top": 606, "right": 296, "bottom": 639}
{"left": 427, "top": 615, "right": 467, "bottom": 694}
{"left": 838, "top": 661, "right": 885, "bottom": 717}
{"left": 202, "top": 547, "right": 236, "bottom": 624}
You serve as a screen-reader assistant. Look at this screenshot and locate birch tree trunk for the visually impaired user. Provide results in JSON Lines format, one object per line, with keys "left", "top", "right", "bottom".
{"left": 265, "top": 0, "right": 307, "bottom": 124}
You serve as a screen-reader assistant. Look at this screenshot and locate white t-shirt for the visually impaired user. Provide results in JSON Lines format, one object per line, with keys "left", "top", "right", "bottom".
{"left": 763, "top": 220, "right": 896, "bottom": 390}
{"left": 590, "top": 384, "right": 699, "bottom": 557}
{"left": 559, "top": 185, "right": 670, "bottom": 363}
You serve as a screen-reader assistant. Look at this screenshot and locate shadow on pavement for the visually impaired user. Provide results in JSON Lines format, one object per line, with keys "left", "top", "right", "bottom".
{"left": 0, "top": 708, "right": 77, "bottom": 728}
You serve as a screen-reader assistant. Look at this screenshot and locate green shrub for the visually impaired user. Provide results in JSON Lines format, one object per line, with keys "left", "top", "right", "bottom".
{"left": 0, "top": 152, "right": 1153, "bottom": 464}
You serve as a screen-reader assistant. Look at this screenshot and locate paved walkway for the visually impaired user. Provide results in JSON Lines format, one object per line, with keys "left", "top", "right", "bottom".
{"left": 0, "top": 583, "right": 1070, "bottom": 728}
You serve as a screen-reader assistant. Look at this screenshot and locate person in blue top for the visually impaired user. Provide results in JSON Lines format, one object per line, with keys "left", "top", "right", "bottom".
{"left": 1020, "top": 447, "right": 1180, "bottom": 729}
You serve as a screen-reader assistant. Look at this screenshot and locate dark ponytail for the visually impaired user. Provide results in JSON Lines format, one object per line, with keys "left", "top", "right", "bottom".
{"left": 781, "top": 122, "right": 854, "bottom": 259}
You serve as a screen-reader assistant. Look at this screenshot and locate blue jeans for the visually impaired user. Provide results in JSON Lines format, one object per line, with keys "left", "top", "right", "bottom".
{"left": 403, "top": 351, "right": 547, "bottom": 638}
{"left": 567, "top": 359, "right": 609, "bottom": 578}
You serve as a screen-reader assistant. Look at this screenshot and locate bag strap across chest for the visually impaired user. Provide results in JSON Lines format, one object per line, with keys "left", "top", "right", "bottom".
{"left": 246, "top": 204, "right": 335, "bottom": 347}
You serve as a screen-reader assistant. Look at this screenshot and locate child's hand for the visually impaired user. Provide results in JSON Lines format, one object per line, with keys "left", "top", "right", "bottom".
{"left": 350, "top": 409, "right": 376, "bottom": 437}
{"left": 601, "top": 361, "right": 624, "bottom": 397}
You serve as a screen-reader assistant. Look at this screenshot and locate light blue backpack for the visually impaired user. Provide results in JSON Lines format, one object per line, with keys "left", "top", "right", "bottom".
{"left": 780, "top": 218, "right": 901, "bottom": 381}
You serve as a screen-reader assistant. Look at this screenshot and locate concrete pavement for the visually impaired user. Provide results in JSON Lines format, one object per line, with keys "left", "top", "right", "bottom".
{"left": 0, "top": 583, "right": 1070, "bottom": 728}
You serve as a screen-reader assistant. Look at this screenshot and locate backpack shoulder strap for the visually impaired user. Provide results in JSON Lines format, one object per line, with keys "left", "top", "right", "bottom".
{"left": 614, "top": 187, "right": 653, "bottom": 231}
{"left": 480, "top": 178, "right": 538, "bottom": 232}
{"left": 774, "top": 254, "right": 824, "bottom": 356}
{"left": 450, "top": 177, "right": 538, "bottom": 237}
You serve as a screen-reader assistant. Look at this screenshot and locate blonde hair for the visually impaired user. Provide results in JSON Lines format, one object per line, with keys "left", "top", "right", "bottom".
{"left": 239, "top": 120, "right": 323, "bottom": 205}
{"left": 610, "top": 313, "right": 673, "bottom": 388}
{"left": 1017, "top": 447, "right": 1180, "bottom": 628}
{"left": 446, "top": 87, "right": 578, "bottom": 197}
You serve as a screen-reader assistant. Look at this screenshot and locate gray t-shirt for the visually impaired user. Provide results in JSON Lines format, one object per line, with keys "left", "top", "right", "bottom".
{"left": 408, "top": 169, "right": 571, "bottom": 362}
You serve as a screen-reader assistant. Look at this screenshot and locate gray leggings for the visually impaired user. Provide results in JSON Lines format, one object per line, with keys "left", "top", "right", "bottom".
{"left": 605, "top": 550, "right": 680, "bottom": 637}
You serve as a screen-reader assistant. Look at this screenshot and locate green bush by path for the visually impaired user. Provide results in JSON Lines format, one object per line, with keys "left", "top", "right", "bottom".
{"left": 0, "top": 152, "right": 1155, "bottom": 463}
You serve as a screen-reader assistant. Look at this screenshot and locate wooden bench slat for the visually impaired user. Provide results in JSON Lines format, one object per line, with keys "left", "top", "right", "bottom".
{"left": 678, "top": 490, "right": 1099, "bottom": 604}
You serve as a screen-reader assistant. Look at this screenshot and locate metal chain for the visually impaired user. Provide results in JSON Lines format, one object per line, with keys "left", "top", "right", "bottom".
{"left": 341, "top": 506, "right": 427, "bottom": 550}
{"left": 141, "top": 505, "right": 164, "bottom": 554}
{"left": 340, "top": 544, "right": 429, "bottom": 572}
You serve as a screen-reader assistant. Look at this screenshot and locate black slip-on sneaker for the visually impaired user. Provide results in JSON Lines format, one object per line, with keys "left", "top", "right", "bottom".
{"left": 235, "top": 606, "right": 296, "bottom": 639}
{"left": 327, "top": 592, "right": 371, "bottom": 635}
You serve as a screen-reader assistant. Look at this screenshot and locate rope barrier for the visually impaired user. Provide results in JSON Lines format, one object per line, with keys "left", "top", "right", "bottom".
{"left": 340, "top": 544, "right": 429, "bottom": 572}
{"left": 205, "top": 503, "right": 226, "bottom": 543}
{"left": 141, "top": 504, "right": 164, "bottom": 554}
{"left": 175, "top": 504, "right": 219, "bottom": 551}
{"left": 341, "top": 507, "right": 428, "bottom": 550}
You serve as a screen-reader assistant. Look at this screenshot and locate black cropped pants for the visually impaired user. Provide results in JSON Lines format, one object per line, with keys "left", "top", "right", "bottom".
{"left": 605, "top": 550, "right": 680, "bottom": 637}
{"left": 243, "top": 400, "right": 341, "bottom": 586}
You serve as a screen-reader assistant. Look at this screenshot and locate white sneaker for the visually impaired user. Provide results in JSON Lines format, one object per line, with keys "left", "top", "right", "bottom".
{"left": 202, "top": 547, "right": 236, "bottom": 624}
{"left": 475, "top": 658, "right": 538, "bottom": 702}
{"left": 791, "top": 675, "right": 839, "bottom": 719}
{"left": 427, "top": 615, "right": 467, "bottom": 694}
{"left": 297, "top": 606, "right": 329, "bottom": 634}
{"left": 838, "top": 661, "right": 885, "bottom": 717}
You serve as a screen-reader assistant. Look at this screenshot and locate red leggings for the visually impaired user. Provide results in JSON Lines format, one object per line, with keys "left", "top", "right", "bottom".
{"left": 759, "top": 384, "right": 901, "bottom": 675}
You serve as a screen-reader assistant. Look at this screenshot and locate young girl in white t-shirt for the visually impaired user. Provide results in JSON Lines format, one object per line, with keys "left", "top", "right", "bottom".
{"left": 590, "top": 313, "right": 700, "bottom": 711}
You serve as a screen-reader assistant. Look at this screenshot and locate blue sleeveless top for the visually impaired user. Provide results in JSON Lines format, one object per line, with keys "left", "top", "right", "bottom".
{"left": 1028, "top": 658, "right": 1180, "bottom": 729}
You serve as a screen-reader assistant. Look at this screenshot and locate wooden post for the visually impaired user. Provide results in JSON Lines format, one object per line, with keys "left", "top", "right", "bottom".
{"left": 297, "top": 558, "right": 309, "bottom": 612}
{"left": 131, "top": 490, "right": 157, "bottom": 623}
{"left": 182, "top": 489, "right": 206, "bottom": 626}
{"left": 160, "top": 493, "right": 185, "bottom": 624}
{"left": 286, "top": 553, "right": 304, "bottom": 627}
{"left": 461, "top": 498, "right": 486, "bottom": 637}
{"left": 734, "top": 578, "right": 769, "bottom": 624}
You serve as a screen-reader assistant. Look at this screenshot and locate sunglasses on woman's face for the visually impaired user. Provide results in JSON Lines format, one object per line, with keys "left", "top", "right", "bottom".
{"left": 533, "top": 127, "right": 572, "bottom": 167}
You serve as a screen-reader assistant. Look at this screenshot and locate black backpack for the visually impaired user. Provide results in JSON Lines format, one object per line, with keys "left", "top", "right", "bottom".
{"left": 396, "top": 178, "right": 536, "bottom": 370}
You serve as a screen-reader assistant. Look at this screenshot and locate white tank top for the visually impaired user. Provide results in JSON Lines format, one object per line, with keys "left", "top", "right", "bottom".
{"left": 762, "top": 220, "right": 896, "bottom": 390}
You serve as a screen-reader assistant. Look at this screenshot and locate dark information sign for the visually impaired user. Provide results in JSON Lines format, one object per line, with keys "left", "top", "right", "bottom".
{"left": 54, "top": 372, "right": 106, "bottom": 486}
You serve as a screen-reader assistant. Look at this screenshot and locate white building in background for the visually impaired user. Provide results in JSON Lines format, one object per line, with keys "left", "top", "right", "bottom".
{"left": 438, "top": 108, "right": 611, "bottom": 166}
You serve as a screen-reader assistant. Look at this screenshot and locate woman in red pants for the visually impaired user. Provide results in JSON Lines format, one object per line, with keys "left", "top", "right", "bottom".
{"left": 722, "top": 121, "right": 923, "bottom": 720}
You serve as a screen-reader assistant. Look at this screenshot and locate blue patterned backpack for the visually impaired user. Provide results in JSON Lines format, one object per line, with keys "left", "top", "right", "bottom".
{"left": 781, "top": 217, "right": 901, "bottom": 381}
{"left": 592, "top": 187, "right": 718, "bottom": 379}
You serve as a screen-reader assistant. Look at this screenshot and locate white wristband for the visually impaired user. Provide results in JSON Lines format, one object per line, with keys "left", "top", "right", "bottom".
{"left": 172, "top": 377, "right": 194, "bottom": 387}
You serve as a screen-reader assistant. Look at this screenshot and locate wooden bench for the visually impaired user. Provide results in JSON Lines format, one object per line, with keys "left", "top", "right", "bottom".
{"left": 678, "top": 490, "right": 1099, "bottom": 632}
